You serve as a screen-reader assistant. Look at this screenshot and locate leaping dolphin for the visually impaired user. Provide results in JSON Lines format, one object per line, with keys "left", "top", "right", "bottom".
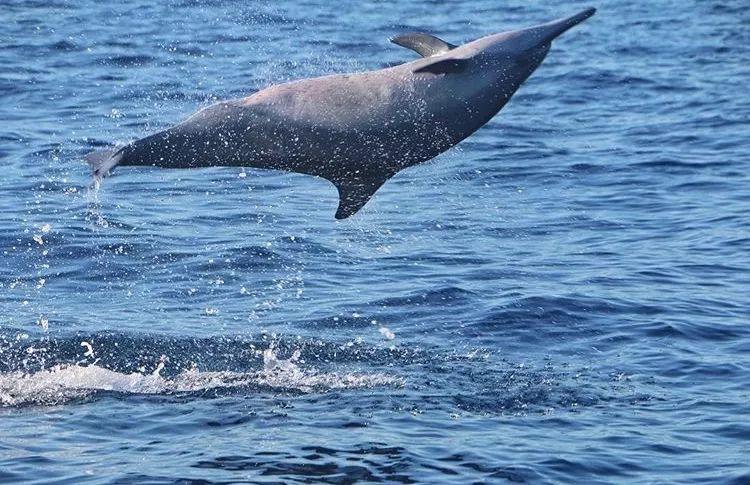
{"left": 87, "top": 8, "right": 596, "bottom": 219}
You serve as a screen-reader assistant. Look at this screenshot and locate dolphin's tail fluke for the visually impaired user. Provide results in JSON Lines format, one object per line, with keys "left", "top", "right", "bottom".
{"left": 85, "top": 148, "right": 124, "bottom": 181}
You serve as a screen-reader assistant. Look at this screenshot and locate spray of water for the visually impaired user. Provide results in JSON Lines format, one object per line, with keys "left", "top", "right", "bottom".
{"left": 0, "top": 345, "right": 402, "bottom": 407}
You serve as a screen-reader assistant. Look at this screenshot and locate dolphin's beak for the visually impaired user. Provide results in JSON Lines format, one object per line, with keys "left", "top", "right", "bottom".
{"left": 533, "top": 7, "right": 596, "bottom": 46}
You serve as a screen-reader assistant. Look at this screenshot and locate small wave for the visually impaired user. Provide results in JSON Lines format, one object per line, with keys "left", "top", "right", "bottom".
{"left": 49, "top": 39, "right": 80, "bottom": 52}
{"left": 371, "top": 286, "right": 477, "bottom": 308}
{"left": 99, "top": 55, "right": 157, "bottom": 67}
{"left": 0, "top": 347, "right": 402, "bottom": 408}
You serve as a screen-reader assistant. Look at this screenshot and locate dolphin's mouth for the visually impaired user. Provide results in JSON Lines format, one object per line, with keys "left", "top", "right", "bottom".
{"left": 536, "top": 7, "right": 596, "bottom": 45}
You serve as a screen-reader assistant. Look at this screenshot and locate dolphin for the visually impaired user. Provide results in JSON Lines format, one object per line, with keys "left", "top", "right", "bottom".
{"left": 87, "top": 8, "right": 595, "bottom": 219}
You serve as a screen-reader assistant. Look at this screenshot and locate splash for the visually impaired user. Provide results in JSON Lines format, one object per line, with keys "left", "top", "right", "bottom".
{"left": 84, "top": 175, "right": 110, "bottom": 228}
{"left": 0, "top": 346, "right": 402, "bottom": 407}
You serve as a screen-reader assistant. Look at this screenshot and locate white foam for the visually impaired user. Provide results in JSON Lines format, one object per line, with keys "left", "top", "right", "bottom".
{"left": 378, "top": 326, "right": 396, "bottom": 340}
{"left": 0, "top": 348, "right": 402, "bottom": 407}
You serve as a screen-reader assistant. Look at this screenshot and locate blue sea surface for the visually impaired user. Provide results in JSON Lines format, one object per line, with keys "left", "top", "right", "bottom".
{"left": 1, "top": 0, "right": 749, "bottom": 482}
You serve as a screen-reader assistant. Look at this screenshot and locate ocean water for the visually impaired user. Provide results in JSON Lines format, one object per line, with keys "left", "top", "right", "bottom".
{"left": 1, "top": 0, "right": 748, "bottom": 482}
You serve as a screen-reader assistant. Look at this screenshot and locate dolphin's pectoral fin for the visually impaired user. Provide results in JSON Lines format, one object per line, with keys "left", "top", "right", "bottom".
{"left": 414, "top": 58, "right": 470, "bottom": 75}
{"left": 390, "top": 32, "right": 456, "bottom": 58}
{"left": 332, "top": 176, "right": 388, "bottom": 220}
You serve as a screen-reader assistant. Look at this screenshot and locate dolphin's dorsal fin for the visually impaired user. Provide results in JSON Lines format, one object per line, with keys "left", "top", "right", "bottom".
{"left": 332, "top": 176, "right": 388, "bottom": 219}
{"left": 390, "top": 32, "right": 456, "bottom": 57}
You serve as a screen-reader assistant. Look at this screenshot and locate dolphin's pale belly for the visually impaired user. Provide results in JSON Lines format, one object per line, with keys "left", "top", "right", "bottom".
{"left": 121, "top": 69, "right": 495, "bottom": 182}
{"left": 245, "top": 67, "right": 517, "bottom": 173}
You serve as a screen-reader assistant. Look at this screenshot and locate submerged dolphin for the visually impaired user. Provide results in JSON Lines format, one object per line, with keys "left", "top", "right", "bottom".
{"left": 87, "top": 8, "right": 595, "bottom": 219}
